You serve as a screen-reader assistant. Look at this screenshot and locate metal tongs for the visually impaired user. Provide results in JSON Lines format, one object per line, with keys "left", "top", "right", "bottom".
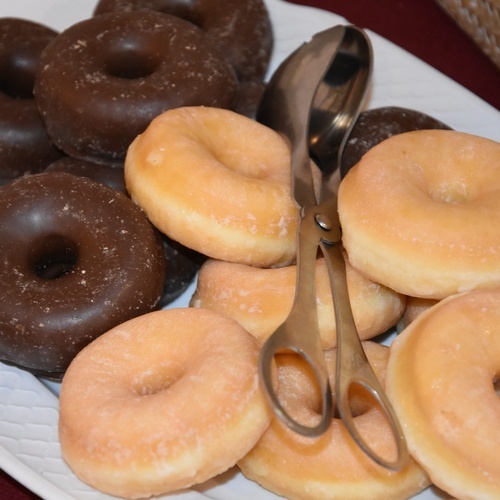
{"left": 257, "top": 25, "right": 408, "bottom": 470}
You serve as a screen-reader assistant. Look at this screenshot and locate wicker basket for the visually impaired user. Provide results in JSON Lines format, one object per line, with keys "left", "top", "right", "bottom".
{"left": 434, "top": 0, "right": 500, "bottom": 69}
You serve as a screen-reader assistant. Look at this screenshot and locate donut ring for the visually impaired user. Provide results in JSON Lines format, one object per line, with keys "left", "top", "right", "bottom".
{"left": 238, "top": 342, "right": 431, "bottom": 499}
{"left": 59, "top": 308, "right": 272, "bottom": 498}
{"left": 191, "top": 257, "right": 406, "bottom": 348}
{"left": 338, "top": 130, "right": 500, "bottom": 299}
{"left": 0, "top": 18, "right": 62, "bottom": 183}
{"left": 125, "top": 107, "right": 298, "bottom": 268}
{"left": 34, "top": 11, "right": 237, "bottom": 160}
{"left": 93, "top": 0, "right": 273, "bottom": 82}
{"left": 0, "top": 172, "right": 165, "bottom": 377}
{"left": 386, "top": 288, "right": 500, "bottom": 498}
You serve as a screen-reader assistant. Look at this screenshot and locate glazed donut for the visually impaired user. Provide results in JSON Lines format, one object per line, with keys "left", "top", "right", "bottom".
{"left": 125, "top": 106, "right": 298, "bottom": 268}
{"left": 341, "top": 106, "right": 451, "bottom": 177}
{"left": 238, "top": 342, "right": 431, "bottom": 499}
{"left": 0, "top": 172, "right": 165, "bottom": 377}
{"left": 34, "top": 11, "right": 238, "bottom": 161}
{"left": 338, "top": 130, "right": 500, "bottom": 299}
{"left": 93, "top": 0, "right": 273, "bottom": 83}
{"left": 190, "top": 257, "right": 406, "bottom": 348}
{"left": 0, "top": 18, "right": 62, "bottom": 184}
{"left": 386, "top": 287, "right": 500, "bottom": 498}
{"left": 59, "top": 308, "right": 272, "bottom": 498}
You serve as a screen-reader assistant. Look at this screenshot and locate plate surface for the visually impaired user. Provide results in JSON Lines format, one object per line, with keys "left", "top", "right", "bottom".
{"left": 0, "top": 0, "right": 498, "bottom": 499}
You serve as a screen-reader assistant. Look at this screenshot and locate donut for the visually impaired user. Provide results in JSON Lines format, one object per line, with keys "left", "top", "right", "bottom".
{"left": 59, "top": 308, "right": 272, "bottom": 498}
{"left": 0, "top": 18, "right": 62, "bottom": 184}
{"left": 338, "top": 130, "right": 500, "bottom": 299}
{"left": 238, "top": 342, "right": 431, "bottom": 499}
{"left": 125, "top": 106, "right": 298, "bottom": 268}
{"left": 386, "top": 287, "right": 500, "bottom": 498}
{"left": 190, "top": 257, "right": 406, "bottom": 348}
{"left": 341, "top": 106, "right": 451, "bottom": 177}
{"left": 0, "top": 172, "right": 165, "bottom": 377}
{"left": 92, "top": 0, "right": 273, "bottom": 83}
{"left": 34, "top": 11, "right": 238, "bottom": 161}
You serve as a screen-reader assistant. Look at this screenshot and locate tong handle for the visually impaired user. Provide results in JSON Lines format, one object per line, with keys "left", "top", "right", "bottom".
{"left": 320, "top": 239, "right": 409, "bottom": 470}
{"left": 259, "top": 206, "right": 333, "bottom": 437}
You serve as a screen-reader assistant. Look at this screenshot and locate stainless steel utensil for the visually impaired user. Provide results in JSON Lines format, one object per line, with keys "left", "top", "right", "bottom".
{"left": 257, "top": 25, "right": 408, "bottom": 470}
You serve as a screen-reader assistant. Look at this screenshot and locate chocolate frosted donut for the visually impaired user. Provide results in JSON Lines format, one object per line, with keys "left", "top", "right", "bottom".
{"left": 0, "top": 18, "right": 63, "bottom": 184}
{"left": 341, "top": 106, "right": 452, "bottom": 177}
{"left": 35, "top": 11, "right": 238, "bottom": 160}
{"left": 93, "top": 0, "right": 273, "bottom": 82}
{"left": 0, "top": 172, "right": 165, "bottom": 378}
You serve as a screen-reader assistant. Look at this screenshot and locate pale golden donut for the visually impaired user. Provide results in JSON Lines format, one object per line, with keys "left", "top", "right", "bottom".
{"left": 190, "top": 257, "right": 406, "bottom": 349}
{"left": 386, "top": 288, "right": 500, "bottom": 499}
{"left": 125, "top": 106, "right": 298, "bottom": 268}
{"left": 238, "top": 342, "right": 431, "bottom": 499}
{"left": 59, "top": 308, "right": 271, "bottom": 498}
{"left": 338, "top": 130, "right": 500, "bottom": 299}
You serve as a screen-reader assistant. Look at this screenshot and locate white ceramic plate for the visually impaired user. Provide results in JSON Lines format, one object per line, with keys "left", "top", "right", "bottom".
{"left": 1, "top": 1, "right": 499, "bottom": 499}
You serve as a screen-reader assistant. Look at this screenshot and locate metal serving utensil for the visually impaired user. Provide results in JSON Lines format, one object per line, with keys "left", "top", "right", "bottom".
{"left": 257, "top": 25, "right": 409, "bottom": 470}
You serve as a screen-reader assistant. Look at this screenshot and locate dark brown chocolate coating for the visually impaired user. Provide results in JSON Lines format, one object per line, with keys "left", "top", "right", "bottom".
{"left": 341, "top": 106, "right": 452, "bottom": 177}
{"left": 45, "top": 156, "right": 126, "bottom": 194}
{"left": 34, "top": 11, "right": 238, "bottom": 161}
{"left": 0, "top": 172, "right": 165, "bottom": 377}
{"left": 0, "top": 18, "right": 63, "bottom": 184}
{"left": 93, "top": 0, "right": 273, "bottom": 82}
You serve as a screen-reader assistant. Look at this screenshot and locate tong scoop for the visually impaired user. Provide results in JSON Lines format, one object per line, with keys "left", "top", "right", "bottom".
{"left": 257, "top": 25, "right": 408, "bottom": 470}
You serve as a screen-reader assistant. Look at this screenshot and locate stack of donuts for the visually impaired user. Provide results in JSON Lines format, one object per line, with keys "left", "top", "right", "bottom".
{"left": 0, "top": 0, "right": 274, "bottom": 376}
{"left": 60, "top": 99, "right": 500, "bottom": 500}
{"left": 1, "top": 2, "right": 500, "bottom": 499}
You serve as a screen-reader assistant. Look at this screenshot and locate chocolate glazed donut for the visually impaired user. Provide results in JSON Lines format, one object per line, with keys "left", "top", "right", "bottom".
{"left": 0, "top": 18, "right": 63, "bottom": 185}
{"left": 34, "top": 11, "right": 238, "bottom": 160}
{"left": 93, "top": 0, "right": 273, "bottom": 83}
{"left": 0, "top": 172, "right": 166, "bottom": 378}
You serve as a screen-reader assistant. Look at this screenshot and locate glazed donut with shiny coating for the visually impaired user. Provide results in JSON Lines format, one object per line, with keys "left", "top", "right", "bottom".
{"left": 34, "top": 10, "right": 238, "bottom": 160}
{"left": 0, "top": 172, "right": 165, "bottom": 378}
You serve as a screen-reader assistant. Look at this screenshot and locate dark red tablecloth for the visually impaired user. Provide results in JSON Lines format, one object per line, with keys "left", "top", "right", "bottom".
{"left": 1, "top": 0, "right": 498, "bottom": 499}
{"left": 288, "top": 0, "right": 499, "bottom": 110}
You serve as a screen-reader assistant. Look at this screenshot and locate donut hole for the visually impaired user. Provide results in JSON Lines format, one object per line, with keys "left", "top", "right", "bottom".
{"left": 275, "top": 353, "right": 324, "bottom": 427}
{"left": 333, "top": 382, "right": 377, "bottom": 419}
{"left": 104, "top": 38, "right": 162, "bottom": 80}
{"left": 30, "top": 235, "right": 79, "bottom": 280}
{"left": 130, "top": 368, "right": 183, "bottom": 397}
{"left": 0, "top": 50, "right": 37, "bottom": 99}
